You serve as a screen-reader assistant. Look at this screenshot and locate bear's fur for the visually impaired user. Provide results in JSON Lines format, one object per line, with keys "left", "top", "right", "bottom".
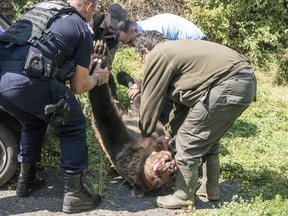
{"left": 89, "top": 84, "right": 176, "bottom": 197}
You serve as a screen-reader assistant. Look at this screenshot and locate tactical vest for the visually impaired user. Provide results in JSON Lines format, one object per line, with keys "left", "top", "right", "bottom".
{"left": 0, "top": 1, "right": 85, "bottom": 77}
{"left": 0, "top": 2, "right": 87, "bottom": 126}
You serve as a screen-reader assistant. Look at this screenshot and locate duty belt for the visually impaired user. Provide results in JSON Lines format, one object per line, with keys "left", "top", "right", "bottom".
{"left": 0, "top": 60, "right": 24, "bottom": 71}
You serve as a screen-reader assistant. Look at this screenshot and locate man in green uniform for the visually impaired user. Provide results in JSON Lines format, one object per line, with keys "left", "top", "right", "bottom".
{"left": 135, "top": 31, "right": 257, "bottom": 209}
{"left": 91, "top": 3, "right": 128, "bottom": 99}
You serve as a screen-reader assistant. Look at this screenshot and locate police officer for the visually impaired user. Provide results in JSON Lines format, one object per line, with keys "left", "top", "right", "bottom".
{"left": 0, "top": 0, "right": 109, "bottom": 213}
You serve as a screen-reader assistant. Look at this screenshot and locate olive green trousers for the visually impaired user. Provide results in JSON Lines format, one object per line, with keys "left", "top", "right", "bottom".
{"left": 175, "top": 73, "right": 257, "bottom": 166}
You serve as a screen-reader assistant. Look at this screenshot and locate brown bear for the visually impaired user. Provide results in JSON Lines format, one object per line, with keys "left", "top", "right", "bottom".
{"left": 88, "top": 84, "right": 176, "bottom": 197}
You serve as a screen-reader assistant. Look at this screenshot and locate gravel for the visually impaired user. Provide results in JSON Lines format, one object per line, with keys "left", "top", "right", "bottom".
{"left": 0, "top": 168, "right": 239, "bottom": 216}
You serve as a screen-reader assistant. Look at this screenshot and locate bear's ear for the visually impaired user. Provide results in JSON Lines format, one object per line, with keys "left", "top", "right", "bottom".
{"left": 130, "top": 185, "right": 145, "bottom": 198}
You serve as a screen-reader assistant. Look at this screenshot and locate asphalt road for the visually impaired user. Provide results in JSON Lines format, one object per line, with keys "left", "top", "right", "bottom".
{"left": 0, "top": 168, "right": 238, "bottom": 216}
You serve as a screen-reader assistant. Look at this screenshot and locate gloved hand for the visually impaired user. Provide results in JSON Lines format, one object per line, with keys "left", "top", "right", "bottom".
{"left": 91, "top": 40, "right": 108, "bottom": 60}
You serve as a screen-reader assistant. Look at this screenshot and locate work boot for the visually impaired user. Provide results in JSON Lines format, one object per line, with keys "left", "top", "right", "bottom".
{"left": 62, "top": 172, "right": 102, "bottom": 213}
{"left": 16, "top": 163, "right": 46, "bottom": 197}
{"left": 117, "top": 71, "right": 135, "bottom": 88}
{"left": 155, "top": 160, "right": 199, "bottom": 209}
{"left": 196, "top": 155, "right": 220, "bottom": 201}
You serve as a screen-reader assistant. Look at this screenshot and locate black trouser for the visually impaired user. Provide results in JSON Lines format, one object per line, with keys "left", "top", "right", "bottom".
{"left": 0, "top": 70, "right": 88, "bottom": 173}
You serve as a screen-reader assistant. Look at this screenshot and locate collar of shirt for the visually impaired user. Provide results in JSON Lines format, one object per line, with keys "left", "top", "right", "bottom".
{"left": 136, "top": 22, "right": 143, "bottom": 33}
{"left": 86, "top": 22, "right": 94, "bottom": 35}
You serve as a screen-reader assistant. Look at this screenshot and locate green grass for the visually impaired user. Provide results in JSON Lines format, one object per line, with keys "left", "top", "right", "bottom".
{"left": 8, "top": 0, "right": 287, "bottom": 213}
{"left": 189, "top": 70, "right": 288, "bottom": 215}
{"left": 109, "top": 49, "right": 288, "bottom": 214}
{"left": 42, "top": 48, "right": 288, "bottom": 214}
{"left": 111, "top": 46, "right": 143, "bottom": 109}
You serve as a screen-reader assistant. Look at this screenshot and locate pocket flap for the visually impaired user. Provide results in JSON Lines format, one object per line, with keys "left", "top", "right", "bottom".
{"left": 227, "top": 94, "right": 252, "bottom": 105}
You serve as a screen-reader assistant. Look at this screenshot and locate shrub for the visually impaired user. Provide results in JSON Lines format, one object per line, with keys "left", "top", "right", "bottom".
{"left": 99, "top": 0, "right": 187, "bottom": 20}
{"left": 184, "top": 0, "right": 288, "bottom": 84}
{"left": 0, "top": 0, "right": 36, "bottom": 22}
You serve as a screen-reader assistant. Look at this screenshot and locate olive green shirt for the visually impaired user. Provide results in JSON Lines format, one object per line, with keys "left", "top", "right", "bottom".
{"left": 139, "top": 40, "right": 251, "bottom": 137}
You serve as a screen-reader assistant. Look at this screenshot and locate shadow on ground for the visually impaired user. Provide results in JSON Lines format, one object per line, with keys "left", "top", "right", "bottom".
{"left": 0, "top": 168, "right": 239, "bottom": 216}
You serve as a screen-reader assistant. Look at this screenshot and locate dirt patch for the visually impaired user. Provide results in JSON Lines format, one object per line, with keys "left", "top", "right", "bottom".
{"left": 0, "top": 168, "right": 239, "bottom": 216}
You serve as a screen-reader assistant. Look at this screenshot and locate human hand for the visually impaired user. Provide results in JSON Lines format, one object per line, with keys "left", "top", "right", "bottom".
{"left": 128, "top": 83, "right": 140, "bottom": 99}
{"left": 156, "top": 135, "right": 171, "bottom": 150}
{"left": 90, "top": 59, "right": 109, "bottom": 85}
{"left": 91, "top": 40, "right": 108, "bottom": 60}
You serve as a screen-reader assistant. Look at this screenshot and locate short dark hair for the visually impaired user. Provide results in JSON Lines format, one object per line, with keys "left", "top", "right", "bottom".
{"left": 134, "top": 30, "right": 166, "bottom": 58}
{"left": 117, "top": 20, "right": 135, "bottom": 33}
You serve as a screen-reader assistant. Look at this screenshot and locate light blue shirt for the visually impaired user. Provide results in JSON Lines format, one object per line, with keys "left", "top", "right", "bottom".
{"left": 137, "top": 13, "right": 206, "bottom": 40}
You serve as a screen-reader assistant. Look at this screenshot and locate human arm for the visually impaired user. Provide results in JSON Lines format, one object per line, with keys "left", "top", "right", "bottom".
{"left": 139, "top": 48, "right": 174, "bottom": 137}
{"left": 163, "top": 102, "right": 190, "bottom": 137}
{"left": 70, "top": 59, "right": 109, "bottom": 94}
{"left": 139, "top": 42, "right": 194, "bottom": 139}
{"left": 102, "top": 43, "right": 119, "bottom": 70}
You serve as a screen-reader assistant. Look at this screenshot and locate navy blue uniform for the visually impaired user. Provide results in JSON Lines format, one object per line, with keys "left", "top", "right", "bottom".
{"left": 0, "top": 13, "right": 94, "bottom": 173}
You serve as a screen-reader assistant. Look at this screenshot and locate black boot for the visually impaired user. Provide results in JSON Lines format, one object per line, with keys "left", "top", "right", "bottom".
{"left": 117, "top": 71, "right": 135, "bottom": 88}
{"left": 62, "top": 173, "right": 102, "bottom": 213}
{"left": 16, "top": 163, "right": 46, "bottom": 197}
